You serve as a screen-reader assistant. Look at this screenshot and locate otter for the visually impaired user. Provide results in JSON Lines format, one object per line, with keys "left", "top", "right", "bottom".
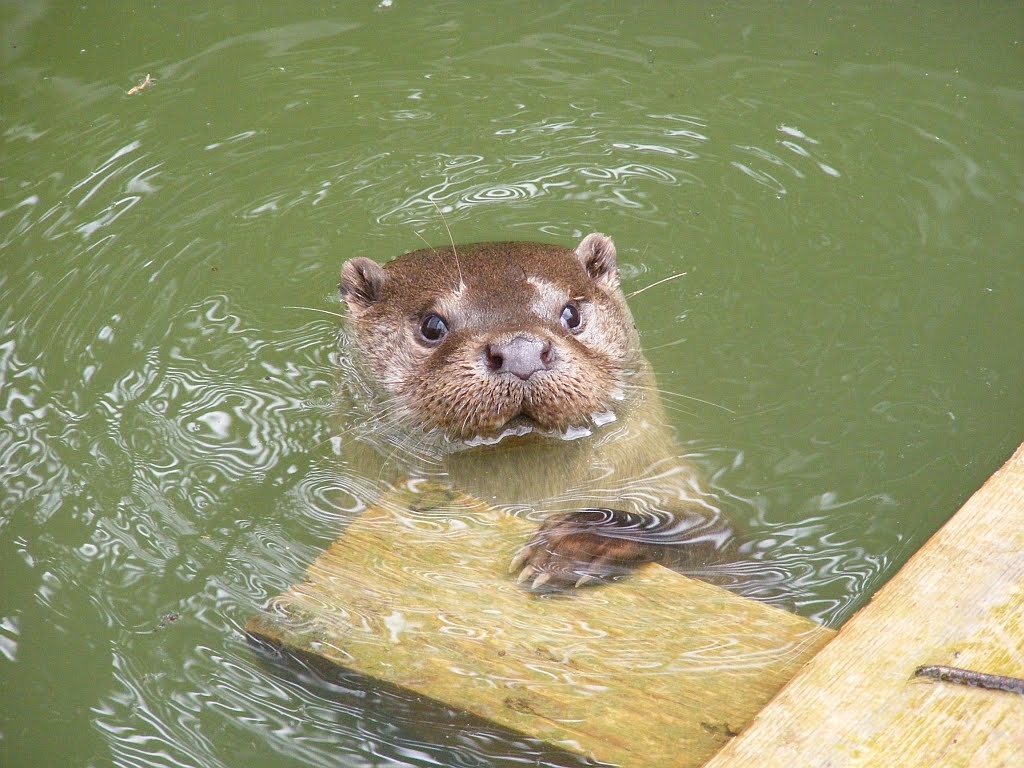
{"left": 338, "top": 234, "right": 740, "bottom": 592}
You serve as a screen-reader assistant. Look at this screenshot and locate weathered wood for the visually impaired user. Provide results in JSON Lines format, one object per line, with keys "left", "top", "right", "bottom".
{"left": 246, "top": 484, "right": 833, "bottom": 768}
{"left": 703, "top": 441, "right": 1024, "bottom": 768}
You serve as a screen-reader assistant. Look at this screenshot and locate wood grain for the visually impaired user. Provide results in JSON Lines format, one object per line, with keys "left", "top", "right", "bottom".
{"left": 703, "top": 442, "right": 1024, "bottom": 768}
{"left": 246, "top": 483, "right": 833, "bottom": 767}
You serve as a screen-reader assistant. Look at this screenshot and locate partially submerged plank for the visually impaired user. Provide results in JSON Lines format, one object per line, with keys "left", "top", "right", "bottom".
{"left": 703, "top": 441, "right": 1024, "bottom": 768}
{"left": 246, "top": 483, "right": 833, "bottom": 768}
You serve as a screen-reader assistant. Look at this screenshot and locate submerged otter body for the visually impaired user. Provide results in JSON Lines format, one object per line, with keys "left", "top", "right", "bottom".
{"left": 339, "top": 234, "right": 738, "bottom": 590}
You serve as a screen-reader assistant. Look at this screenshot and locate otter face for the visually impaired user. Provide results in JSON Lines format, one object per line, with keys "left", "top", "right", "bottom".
{"left": 340, "top": 234, "right": 639, "bottom": 443}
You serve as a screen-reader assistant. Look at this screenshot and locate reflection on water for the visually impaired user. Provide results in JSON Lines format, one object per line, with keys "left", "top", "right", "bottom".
{"left": 372, "top": 110, "right": 845, "bottom": 227}
{"left": 2, "top": 2, "right": 1023, "bottom": 767}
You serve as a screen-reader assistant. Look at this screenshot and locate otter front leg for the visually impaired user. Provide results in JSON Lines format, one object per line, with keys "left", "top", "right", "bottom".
{"left": 510, "top": 509, "right": 663, "bottom": 591}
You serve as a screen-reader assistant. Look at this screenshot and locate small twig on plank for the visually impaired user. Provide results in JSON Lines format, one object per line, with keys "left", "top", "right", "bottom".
{"left": 914, "top": 665, "right": 1024, "bottom": 695}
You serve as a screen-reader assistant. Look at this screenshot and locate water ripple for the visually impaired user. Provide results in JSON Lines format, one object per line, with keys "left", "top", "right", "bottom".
{"left": 4, "top": 4, "right": 1019, "bottom": 766}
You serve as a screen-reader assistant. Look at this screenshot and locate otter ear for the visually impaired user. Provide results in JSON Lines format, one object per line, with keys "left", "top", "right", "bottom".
{"left": 340, "top": 257, "right": 386, "bottom": 314}
{"left": 574, "top": 233, "right": 618, "bottom": 289}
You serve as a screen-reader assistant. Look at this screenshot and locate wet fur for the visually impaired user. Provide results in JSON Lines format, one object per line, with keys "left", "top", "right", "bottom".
{"left": 340, "top": 234, "right": 739, "bottom": 591}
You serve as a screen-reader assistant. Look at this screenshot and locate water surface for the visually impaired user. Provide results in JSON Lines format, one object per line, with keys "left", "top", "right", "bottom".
{"left": 2, "top": 2, "right": 1023, "bottom": 766}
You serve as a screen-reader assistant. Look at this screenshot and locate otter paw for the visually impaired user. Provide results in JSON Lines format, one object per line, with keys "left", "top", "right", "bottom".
{"left": 509, "top": 509, "right": 656, "bottom": 592}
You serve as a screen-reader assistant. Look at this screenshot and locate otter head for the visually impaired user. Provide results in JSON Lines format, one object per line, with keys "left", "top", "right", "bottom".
{"left": 339, "top": 234, "right": 640, "bottom": 443}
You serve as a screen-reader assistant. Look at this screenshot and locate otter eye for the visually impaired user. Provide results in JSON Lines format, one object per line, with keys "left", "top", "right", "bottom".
{"left": 419, "top": 313, "right": 448, "bottom": 344}
{"left": 560, "top": 302, "right": 582, "bottom": 332}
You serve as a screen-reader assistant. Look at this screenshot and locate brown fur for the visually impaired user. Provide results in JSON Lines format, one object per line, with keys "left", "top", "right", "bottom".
{"left": 339, "top": 234, "right": 738, "bottom": 591}
{"left": 341, "top": 236, "right": 638, "bottom": 441}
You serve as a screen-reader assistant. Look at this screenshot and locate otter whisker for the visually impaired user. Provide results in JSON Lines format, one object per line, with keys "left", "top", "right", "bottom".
{"left": 624, "top": 381, "right": 736, "bottom": 415}
{"left": 645, "top": 399, "right": 697, "bottom": 419}
{"left": 641, "top": 337, "right": 689, "bottom": 352}
{"left": 373, "top": 410, "right": 443, "bottom": 472}
{"left": 431, "top": 198, "right": 463, "bottom": 290}
{"left": 283, "top": 305, "right": 346, "bottom": 320}
{"left": 411, "top": 229, "right": 439, "bottom": 257}
{"left": 625, "top": 271, "right": 688, "bottom": 299}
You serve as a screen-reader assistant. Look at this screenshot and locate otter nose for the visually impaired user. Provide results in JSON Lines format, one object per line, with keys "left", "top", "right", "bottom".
{"left": 484, "top": 335, "right": 552, "bottom": 380}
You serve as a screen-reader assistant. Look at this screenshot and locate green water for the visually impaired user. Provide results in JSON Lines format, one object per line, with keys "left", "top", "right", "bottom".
{"left": 2, "top": 2, "right": 1022, "bottom": 766}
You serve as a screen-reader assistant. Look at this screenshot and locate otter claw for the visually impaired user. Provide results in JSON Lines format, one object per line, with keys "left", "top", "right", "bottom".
{"left": 516, "top": 565, "right": 537, "bottom": 585}
{"left": 508, "top": 549, "right": 530, "bottom": 574}
{"left": 574, "top": 574, "right": 597, "bottom": 588}
{"left": 531, "top": 572, "right": 552, "bottom": 590}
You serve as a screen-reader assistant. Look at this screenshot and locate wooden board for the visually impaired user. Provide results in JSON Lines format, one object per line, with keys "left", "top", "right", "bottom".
{"left": 703, "top": 441, "right": 1024, "bottom": 768}
{"left": 246, "top": 483, "right": 833, "bottom": 768}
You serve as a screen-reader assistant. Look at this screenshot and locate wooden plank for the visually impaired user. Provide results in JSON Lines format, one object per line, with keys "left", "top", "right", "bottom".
{"left": 703, "top": 441, "right": 1024, "bottom": 768}
{"left": 246, "top": 483, "right": 833, "bottom": 768}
